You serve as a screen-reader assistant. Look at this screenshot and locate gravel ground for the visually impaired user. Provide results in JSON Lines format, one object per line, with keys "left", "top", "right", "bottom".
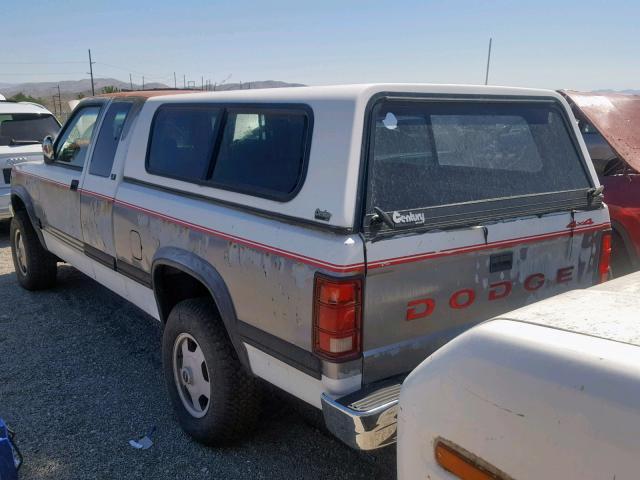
{"left": 0, "top": 221, "right": 396, "bottom": 479}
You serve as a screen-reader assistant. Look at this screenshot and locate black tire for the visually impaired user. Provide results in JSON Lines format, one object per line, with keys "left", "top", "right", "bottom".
{"left": 10, "top": 210, "right": 57, "bottom": 290}
{"left": 162, "top": 297, "right": 261, "bottom": 445}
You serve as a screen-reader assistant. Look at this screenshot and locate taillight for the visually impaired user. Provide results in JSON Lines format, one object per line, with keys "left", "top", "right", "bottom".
{"left": 598, "top": 230, "right": 612, "bottom": 283}
{"left": 313, "top": 274, "right": 362, "bottom": 361}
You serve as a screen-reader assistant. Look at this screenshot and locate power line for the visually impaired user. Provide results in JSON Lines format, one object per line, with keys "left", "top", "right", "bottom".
{"left": 95, "top": 61, "right": 172, "bottom": 82}
{"left": 0, "top": 72, "right": 87, "bottom": 75}
{"left": 0, "top": 61, "right": 85, "bottom": 64}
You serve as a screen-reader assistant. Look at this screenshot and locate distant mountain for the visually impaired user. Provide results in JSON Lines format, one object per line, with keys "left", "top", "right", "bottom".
{"left": 0, "top": 78, "right": 304, "bottom": 120}
{"left": 212, "top": 80, "right": 305, "bottom": 91}
{"left": 0, "top": 77, "right": 169, "bottom": 98}
{"left": 592, "top": 89, "right": 640, "bottom": 95}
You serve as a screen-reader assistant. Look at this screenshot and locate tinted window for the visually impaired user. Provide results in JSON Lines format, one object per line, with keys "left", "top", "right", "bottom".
{"left": 147, "top": 106, "right": 219, "bottom": 181}
{"left": 367, "top": 101, "right": 591, "bottom": 213}
{"left": 0, "top": 113, "right": 60, "bottom": 146}
{"left": 55, "top": 106, "right": 101, "bottom": 168}
{"left": 211, "top": 109, "right": 308, "bottom": 197}
{"left": 89, "top": 102, "right": 132, "bottom": 177}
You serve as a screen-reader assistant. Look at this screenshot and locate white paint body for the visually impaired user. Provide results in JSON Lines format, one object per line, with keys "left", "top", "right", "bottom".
{"left": 398, "top": 271, "right": 640, "bottom": 480}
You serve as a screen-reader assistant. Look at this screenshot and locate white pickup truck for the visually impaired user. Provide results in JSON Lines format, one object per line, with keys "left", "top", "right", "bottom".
{"left": 398, "top": 271, "right": 640, "bottom": 480}
{"left": 10, "top": 84, "right": 610, "bottom": 449}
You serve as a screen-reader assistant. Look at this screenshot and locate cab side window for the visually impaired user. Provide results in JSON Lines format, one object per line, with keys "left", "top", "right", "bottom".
{"left": 211, "top": 109, "right": 308, "bottom": 198}
{"left": 89, "top": 102, "right": 133, "bottom": 177}
{"left": 146, "top": 105, "right": 220, "bottom": 181}
{"left": 55, "top": 106, "right": 101, "bottom": 168}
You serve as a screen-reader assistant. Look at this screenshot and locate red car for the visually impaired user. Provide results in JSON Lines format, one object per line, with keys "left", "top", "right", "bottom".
{"left": 561, "top": 90, "right": 640, "bottom": 275}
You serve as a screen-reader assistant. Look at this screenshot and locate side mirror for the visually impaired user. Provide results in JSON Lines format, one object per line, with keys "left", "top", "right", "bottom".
{"left": 42, "top": 135, "right": 55, "bottom": 164}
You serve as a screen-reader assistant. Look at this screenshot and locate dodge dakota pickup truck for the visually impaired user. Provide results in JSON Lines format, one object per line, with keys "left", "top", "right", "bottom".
{"left": 9, "top": 84, "right": 610, "bottom": 449}
{"left": 398, "top": 271, "right": 640, "bottom": 480}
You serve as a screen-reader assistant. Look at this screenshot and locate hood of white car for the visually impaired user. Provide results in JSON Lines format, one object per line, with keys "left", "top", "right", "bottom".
{"left": 497, "top": 271, "right": 640, "bottom": 347}
{"left": 0, "top": 144, "right": 43, "bottom": 169}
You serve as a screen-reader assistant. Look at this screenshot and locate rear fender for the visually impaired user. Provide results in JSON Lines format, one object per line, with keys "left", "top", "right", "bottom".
{"left": 612, "top": 219, "right": 640, "bottom": 266}
{"left": 151, "top": 246, "right": 249, "bottom": 368}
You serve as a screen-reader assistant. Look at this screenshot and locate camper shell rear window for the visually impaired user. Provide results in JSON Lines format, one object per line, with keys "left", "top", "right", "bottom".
{"left": 364, "top": 98, "right": 594, "bottom": 232}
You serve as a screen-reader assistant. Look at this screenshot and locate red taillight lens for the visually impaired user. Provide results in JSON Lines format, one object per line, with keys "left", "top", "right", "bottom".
{"left": 598, "top": 230, "right": 612, "bottom": 283}
{"left": 313, "top": 275, "right": 362, "bottom": 361}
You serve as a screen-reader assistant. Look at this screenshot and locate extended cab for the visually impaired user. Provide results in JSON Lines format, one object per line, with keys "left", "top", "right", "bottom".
{"left": 9, "top": 84, "right": 610, "bottom": 449}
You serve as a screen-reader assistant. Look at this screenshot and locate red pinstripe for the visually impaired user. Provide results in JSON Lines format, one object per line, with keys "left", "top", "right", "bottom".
{"left": 14, "top": 169, "right": 610, "bottom": 273}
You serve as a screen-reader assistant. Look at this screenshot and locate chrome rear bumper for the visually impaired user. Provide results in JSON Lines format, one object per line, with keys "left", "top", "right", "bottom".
{"left": 321, "top": 382, "right": 401, "bottom": 450}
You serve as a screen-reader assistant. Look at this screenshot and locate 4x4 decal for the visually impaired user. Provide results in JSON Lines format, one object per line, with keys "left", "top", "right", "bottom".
{"left": 566, "top": 218, "right": 594, "bottom": 229}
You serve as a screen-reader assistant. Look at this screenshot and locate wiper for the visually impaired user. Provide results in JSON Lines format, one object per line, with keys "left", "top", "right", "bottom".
{"left": 370, "top": 207, "right": 395, "bottom": 229}
{"left": 9, "top": 139, "right": 41, "bottom": 146}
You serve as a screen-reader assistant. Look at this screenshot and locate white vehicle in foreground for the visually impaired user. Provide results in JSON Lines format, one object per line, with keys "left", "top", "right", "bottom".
{"left": 0, "top": 100, "right": 59, "bottom": 219}
{"left": 398, "top": 271, "right": 640, "bottom": 480}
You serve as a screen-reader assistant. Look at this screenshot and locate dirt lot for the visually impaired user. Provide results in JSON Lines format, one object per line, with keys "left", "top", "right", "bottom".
{"left": 0, "top": 221, "right": 395, "bottom": 479}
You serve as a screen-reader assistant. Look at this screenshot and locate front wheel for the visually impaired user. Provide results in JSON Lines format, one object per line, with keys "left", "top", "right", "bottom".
{"left": 162, "top": 298, "right": 262, "bottom": 445}
{"left": 10, "top": 210, "right": 57, "bottom": 290}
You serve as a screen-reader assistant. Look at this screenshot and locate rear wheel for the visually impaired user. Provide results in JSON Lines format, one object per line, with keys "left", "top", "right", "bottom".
{"left": 162, "top": 298, "right": 261, "bottom": 445}
{"left": 10, "top": 210, "right": 57, "bottom": 290}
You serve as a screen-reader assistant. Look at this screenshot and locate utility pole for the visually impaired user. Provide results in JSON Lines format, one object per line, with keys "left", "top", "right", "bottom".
{"left": 213, "top": 82, "right": 217, "bottom": 91}
{"left": 183, "top": 74, "right": 186, "bottom": 89}
{"left": 52, "top": 95, "right": 57, "bottom": 117}
{"left": 174, "top": 72, "right": 177, "bottom": 89}
{"left": 142, "top": 76, "right": 145, "bottom": 90}
{"left": 129, "top": 73, "right": 133, "bottom": 90}
{"left": 201, "top": 76, "right": 204, "bottom": 91}
{"left": 57, "top": 84, "right": 62, "bottom": 116}
{"left": 484, "top": 37, "right": 492, "bottom": 85}
{"left": 88, "top": 49, "right": 95, "bottom": 96}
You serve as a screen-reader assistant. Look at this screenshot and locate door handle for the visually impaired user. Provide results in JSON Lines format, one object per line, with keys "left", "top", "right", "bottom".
{"left": 70, "top": 179, "right": 79, "bottom": 191}
{"left": 489, "top": 252, "right": 513, "bottom": 273}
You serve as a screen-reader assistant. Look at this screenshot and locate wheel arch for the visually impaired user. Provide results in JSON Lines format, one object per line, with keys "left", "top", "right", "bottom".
{"left": 151, "top": 246, "right": 249, "bottom": 368}
{"left": 611, "top": 219, "right": 639, "bottom": 267}
{"left": 10, "top": 186, "right": 46, "bottom": 246}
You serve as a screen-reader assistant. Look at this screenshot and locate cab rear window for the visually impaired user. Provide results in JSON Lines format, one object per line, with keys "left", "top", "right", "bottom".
{"left": 366, "top": 100, "right": 591, "bottom": 215}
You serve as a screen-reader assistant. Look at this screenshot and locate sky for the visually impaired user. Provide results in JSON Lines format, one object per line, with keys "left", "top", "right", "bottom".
{"left": 1, "top": 0, "right": 639, "bottom": 91}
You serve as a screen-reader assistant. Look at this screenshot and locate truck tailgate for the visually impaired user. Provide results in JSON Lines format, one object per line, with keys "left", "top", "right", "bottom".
{"left": 362, "top": 211, "right": 609, "bottom": 384}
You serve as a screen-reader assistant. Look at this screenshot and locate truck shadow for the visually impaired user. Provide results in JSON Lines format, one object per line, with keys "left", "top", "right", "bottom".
{"left": 0, "top": 220, "right": 9, "bottom": 248}
{"left": 0, "top": 239, "right": 396, "bottom": 479}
